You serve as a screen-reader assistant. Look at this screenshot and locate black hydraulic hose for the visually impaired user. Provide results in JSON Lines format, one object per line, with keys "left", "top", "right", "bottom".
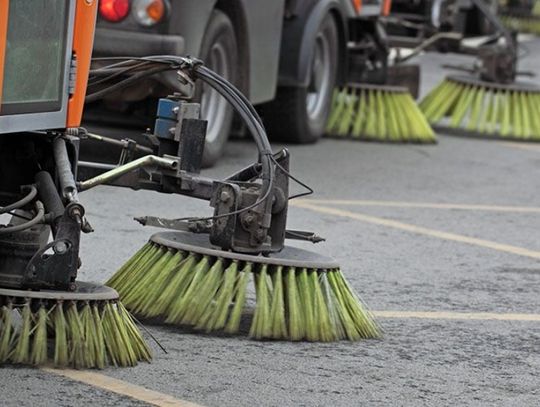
{"left": 0, "top": 185, "right": 38, "bottom": 215}
{"left": 87, "top": 55, "right": 314, "bottom": 208}
{"left": 85, "top": 65, "right": 170, "bottom": 103}
{"left": 0, "top": 201, "right": 45, "bottom": 235}
{"left": 53, "top": 138, "right": 78, "bottom": 202}
{"left": 88, "top": 61, "right": 154, "bottom": 87}
{"left": 35, "top": 171, "right": 64, "bottom": 221}
{"left": 190, "top": 64, "right": 274, "bottom": 212}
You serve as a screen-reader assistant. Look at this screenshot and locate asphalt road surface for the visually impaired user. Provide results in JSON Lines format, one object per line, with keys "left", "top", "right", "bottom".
{"left": 2, "top": 38, "right": 540, "bottom": 407}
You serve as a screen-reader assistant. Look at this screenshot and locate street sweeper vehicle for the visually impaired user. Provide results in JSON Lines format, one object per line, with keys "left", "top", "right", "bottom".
{"left": 0, "top": 0, "right": 380, "bottom": 369}
{"left": 499, "top": 1, "right": 540, "bottom": 35}
{"left": 347, "top": 0, "right": 540, "bottom": 141}
{"left": 89, "top": 0, "right": 415, "bottom": 163}
{"left": 396, "top": 0, "right": 540, "bottom": 141}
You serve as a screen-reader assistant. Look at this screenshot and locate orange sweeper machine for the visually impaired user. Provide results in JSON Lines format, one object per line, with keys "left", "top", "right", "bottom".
{"left": 0, "top": 0, "right": 380, "bottom": 369}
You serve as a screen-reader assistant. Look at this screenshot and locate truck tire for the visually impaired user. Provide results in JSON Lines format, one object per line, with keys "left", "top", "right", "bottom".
{"left": 197, "top": 10, "right": 238, "bottom": 167}
{"left": 262, "top": 13, "right": 339, "bottom": 144}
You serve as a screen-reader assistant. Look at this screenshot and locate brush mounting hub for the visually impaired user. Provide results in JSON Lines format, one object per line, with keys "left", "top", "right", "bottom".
{"left": 151, "top": 231, "right": 339, "bottom": 270}
{"left": 0, "top": 281, "right": 118, "bottom": 302}
{"left": 446, "top": 75, "right": 540, "bottom": 93}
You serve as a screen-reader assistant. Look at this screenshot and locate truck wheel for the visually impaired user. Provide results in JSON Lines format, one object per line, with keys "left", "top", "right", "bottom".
{"left": 197, "top": 10, "right": 238, "bottom": 167}
{"left": 262, "top": 14, "right": 339, "bottom": 144}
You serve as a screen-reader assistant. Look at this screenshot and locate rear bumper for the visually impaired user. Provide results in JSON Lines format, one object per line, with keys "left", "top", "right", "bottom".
{"left": 93, "top": 28, "right": 185, "bottom": 57}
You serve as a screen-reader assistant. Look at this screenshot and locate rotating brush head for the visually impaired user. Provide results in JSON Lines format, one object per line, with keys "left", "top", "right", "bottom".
{"left": 500, "top": 13, "right": 540, "bottom": 35}
{"left": 0, "top": 283, "right": 151, "bottom": 368}
{"left": 107, "top": 232, "right": 381, "bottom": 342}
{"left": 420, "top": 75, "right": 540, "bottom": 140}
{"left": 326, "top": 84, "right": 436, "bottom": 143}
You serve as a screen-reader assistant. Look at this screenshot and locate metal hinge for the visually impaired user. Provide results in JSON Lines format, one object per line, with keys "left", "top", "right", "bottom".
{"left": 68, "top": 54, "right": 77, "bottom": 96}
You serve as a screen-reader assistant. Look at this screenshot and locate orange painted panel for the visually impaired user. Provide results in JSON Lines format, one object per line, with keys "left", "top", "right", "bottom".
{"left": 381, "top": 0, "right": 392, "bottom": 16}
{"left": 66, "top": 0, "right": 98, "bottom": 128}
{"left": 0, "top": 0, "right": 9, "bottom": 108}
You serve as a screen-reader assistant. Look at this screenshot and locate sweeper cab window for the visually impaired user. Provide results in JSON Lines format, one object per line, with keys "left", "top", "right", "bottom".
{"left": 1, "top": 0, "right": 69, "bottom": 116}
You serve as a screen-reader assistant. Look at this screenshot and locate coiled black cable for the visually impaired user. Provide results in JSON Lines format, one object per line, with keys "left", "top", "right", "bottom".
{"left": 85, "top": 55, "right": 313, "bottom": 221}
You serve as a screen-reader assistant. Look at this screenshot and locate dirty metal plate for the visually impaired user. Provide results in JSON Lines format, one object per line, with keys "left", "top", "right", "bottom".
{"left": 151, "top": 231, "right": 340, "bottom": 270}
{"left": 345, "top": 82, "right": 410, "bottom": 94}
{"left": 0, "top": 281, "right": 118, "bottom": 301}
{"left": 447, "top": 75, "right": 540, "bottom": 93}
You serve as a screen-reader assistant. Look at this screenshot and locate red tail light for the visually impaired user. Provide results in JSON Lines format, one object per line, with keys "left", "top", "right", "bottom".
{"left": 99, "top": 0, "right": 130, "bottom": 22}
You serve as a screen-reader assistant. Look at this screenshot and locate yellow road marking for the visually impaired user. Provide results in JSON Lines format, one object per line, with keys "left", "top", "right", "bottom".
{"left": 295, "top": 199, "right": 540, "bottom": 213}
{"left": 43, "top": 368, "right": 203, "bottom": 407}
{"left": 292, "top": 201, "right": 540, "bottom": 260}
{"left": 500, "top": 142, "right": 540, "bottom": 153}
{"left": 373, "top": 311, "right": 540, "bottom": 321}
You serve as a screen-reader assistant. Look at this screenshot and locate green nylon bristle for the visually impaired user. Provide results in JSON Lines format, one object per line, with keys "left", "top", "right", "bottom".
{"left": 249, "top": 265, "right": 272, "bottom": 339}
{"left": 297, "top": 268, "right": 316, "bottom": 341}
{"left": 500, "top": 14, "right": 540, "bottom": 35}
{"left": 0, "top": 304, "right": 14, "bottom": 362}
{"left": 127, "top": 250, "right": 177, "bottom": 315}
{"left": 0, "top": 297, "right": 150, "bottom": 368}
{"left": 109, "top": 242, "right": 382, "bottom": 342}
{"left": 285, "top": 266, "right": 304, "bottom": 341}
{"left": 202, "top": 261, "right": 239, "bottom": 332}
{"left": 115, "top": 244, "right": 166, "bottom": 298}
{"left": 421, "top": 78, "right": 540, "bottom": 140}
{"left": 106, "top": 242, "right": 153, "bottom": 288}
{"left": 117, "top": 302, "right": 152, "bottom": 363}
{"left": 102, "top": 302, "right": 139, "bottom": 367}
{"left": 269, "top": 266, "right": 288, "bottom": 339}
{"left": 66, "top": 303, "right": 87, "bottom": 369}
{"left": 224, "top": 263, "right": 251, "bottom": 334}
{"left": 12, "top": 303, "right": 32, "bottom": 364}
{"left": 327, "top": 86, "right": 436, "bottom": 143}
{"left": 185, "top": 258, "right": 225, "bottom": 327}
{"left": 166, "top": 256, "right": 211, "bottom": 324}
{"left": 147, "top": 254, "right": 197, "bottom": 318}
{"left": 81, "top": 303, "right": 105, "bottom": 369}
{"left": 122, "top": 247, "right": 172, "bottom": 306}
{"left": 310, "top": 272, "right": 335, "bottom": 342}
{"left": 30, "top": 306, "right": 48, "bottom": 366}
{"left": 54, "top": 303, "right": 69, "bottom": 367}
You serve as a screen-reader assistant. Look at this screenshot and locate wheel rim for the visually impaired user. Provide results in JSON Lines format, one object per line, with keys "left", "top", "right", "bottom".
{"left": 306, "top": 28, "right": 333, "bottom": 121}
{"left": 200, "top": 42, "right": 229, "bottom": 144}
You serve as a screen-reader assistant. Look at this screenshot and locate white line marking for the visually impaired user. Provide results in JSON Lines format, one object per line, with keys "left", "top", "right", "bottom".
{"left": 43, "top": 368, "right": 203, "bottom": 407}
{"left": 292, "top": 201, "right": 540, "bottom": 260}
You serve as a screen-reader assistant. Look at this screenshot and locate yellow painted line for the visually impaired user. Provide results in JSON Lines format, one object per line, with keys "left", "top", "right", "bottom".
{"left": 43, "top": 368, "right": 203, "bottom": 407}
{"left": 292, "top": 201, "right": 540, "bottom": 260}
{"left": 295, "top": 199, "right": 540, "bottom": 213}
{"left": 373, "top": 310, "right": 540, "bottom": 321}
{"left": 500, "top": 142, "right": 540, "bottom": 153}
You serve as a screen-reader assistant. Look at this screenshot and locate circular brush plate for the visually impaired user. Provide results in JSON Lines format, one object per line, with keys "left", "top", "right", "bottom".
{"left": 447, "top": 75, "right": 540, "bottom": 93}
{"left": 151, "top": 231, "right": 340, "bottom": 270}
{"left": 0, "top": 281, "right": 119, "bottom": 301}
{"left": 346, "top": 82, "right": 409, "bottom": 94}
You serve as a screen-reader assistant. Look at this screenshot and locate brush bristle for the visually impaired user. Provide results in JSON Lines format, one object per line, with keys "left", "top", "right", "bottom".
{"left": 108, "top": 242, "right": 382, "bottom": 342}
{"left": 0, "top": 298, "right": 151, "bottom": 368}
{"left": 420, "top": 78, "right": 540, "bottom": 140}
{"left": 500, "top": 14, "right": 540, "bottom": 35}
{"left": 326, "top": 86, "right": 436, "bottom": 143}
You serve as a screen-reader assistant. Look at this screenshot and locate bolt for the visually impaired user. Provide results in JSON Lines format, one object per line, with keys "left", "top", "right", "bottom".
{"left": 220, "top": 190, "right": 232, "bottom": 202}
{"left": 53, "top": 241, "right": 68, "bottom": 255}
{"left": 256, "top": 229, "right": 266, "bottom": 241}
